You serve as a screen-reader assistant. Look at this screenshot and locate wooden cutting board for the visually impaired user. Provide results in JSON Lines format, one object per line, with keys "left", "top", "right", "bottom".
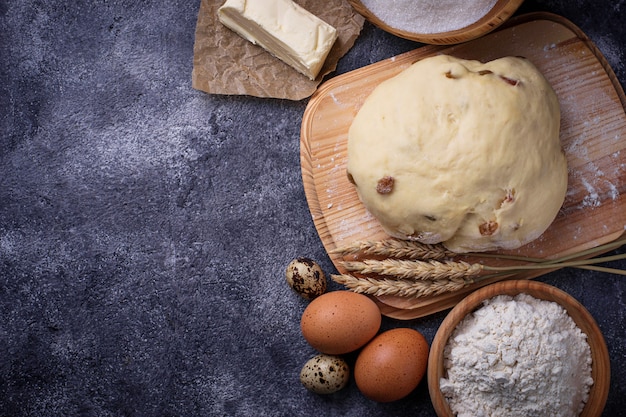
{"left": 300, "top": 13, "right": 626, "bottom": 319}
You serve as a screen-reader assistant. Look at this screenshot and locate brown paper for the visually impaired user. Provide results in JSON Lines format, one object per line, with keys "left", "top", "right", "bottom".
{"left": 191, "top": 0, "right": 365, "bottom": 101}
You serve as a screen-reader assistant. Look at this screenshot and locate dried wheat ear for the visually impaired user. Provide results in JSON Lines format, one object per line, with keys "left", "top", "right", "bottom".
{"left": 330, "top": 237, "right": 626, "bottom": 299}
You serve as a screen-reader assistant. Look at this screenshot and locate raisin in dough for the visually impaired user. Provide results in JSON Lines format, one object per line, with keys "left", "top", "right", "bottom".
{"left": 347, "top": 55, "right": 567, "bottom": 253}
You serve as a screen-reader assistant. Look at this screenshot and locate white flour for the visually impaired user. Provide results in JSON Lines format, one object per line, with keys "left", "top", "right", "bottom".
{"left": 360, "top": 0, "right": 498, "bottom": 34}
{"left": 440, "top": 294, "right": 593, "bottom": 417}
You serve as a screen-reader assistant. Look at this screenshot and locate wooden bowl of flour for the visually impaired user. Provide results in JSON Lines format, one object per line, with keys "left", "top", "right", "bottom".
{"left": 428, "top": 280, "right": 610, "bottom": 417}
{"left": 348, "top": 0, "right": 524, "bottom": 44}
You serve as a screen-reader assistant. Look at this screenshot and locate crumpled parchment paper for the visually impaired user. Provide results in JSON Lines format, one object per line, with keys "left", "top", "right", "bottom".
{"left": 191, "top": 0, "right": 365, "bottom": 101}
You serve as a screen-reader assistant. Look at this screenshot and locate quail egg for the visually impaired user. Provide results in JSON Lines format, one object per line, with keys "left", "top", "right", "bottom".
{"left": 300, "top": 354, "right": 350, "bottom": 394}
{"left": 285, "top": 258, "right": 327, "bottom": 299}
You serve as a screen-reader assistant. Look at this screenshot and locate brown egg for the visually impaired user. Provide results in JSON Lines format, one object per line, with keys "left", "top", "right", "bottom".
{"left": 354, "top": 328, "right": 429, "bottom": 402}
{"left": 300, "top": 291, "right": 381, "bottom": 355}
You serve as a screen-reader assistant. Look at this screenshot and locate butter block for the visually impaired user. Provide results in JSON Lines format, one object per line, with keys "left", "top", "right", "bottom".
{"left": 218, "top": 0, "right": 338, "bottom": 80}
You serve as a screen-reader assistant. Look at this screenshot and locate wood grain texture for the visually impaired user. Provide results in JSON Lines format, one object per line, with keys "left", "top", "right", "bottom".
{"left": 348, "top": 0, "right": 524, "bottom": 45}
{"left": 300, "top": 13, "right": 626, "bottom": 319}
{"left": 427, "top": 280, "right": 610, "bottom": 417}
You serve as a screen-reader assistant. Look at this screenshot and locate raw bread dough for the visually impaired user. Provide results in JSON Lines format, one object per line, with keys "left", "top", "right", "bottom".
{"left": 347, "top": 55, "right": 567, "bottom": 253}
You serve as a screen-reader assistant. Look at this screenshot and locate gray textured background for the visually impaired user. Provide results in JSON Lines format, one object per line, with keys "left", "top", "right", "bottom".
{"left": 1, "top": 0, "right": 625, "bottom": 416}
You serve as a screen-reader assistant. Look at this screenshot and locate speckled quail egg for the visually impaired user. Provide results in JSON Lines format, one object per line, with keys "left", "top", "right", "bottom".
{"left": 300, "top": 354, "right": 350, "bottom": 394}
{"left": 285, "top": 258, "right": 327, "bottom": 299}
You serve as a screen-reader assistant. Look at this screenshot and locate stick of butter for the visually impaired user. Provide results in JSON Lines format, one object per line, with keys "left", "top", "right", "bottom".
{"left": 218, "top": 0, "right": 338, "bottom": 80}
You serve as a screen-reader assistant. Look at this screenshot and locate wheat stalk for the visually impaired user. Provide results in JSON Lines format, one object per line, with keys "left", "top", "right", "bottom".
{"left": 342, "top": 253, "right": 626, "bottom": 279}
{"left": 332, "top": 274, "right": 475, "bottom": 298}
{"left": 331, "top": 236, "right": 626, "bottom": 300}
{"left": 342, "top": 259, "right": 483, "bottom": 280}
{"left": 476, "top": 236, "right": 626, "bottom": 266}
{"left": 331, "top": 238, "right": 454, "bottom": 260}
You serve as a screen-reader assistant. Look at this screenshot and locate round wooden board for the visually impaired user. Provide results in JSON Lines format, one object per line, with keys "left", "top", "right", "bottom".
{"left": 300, "top": 13, "right": 626, "bottom": 319}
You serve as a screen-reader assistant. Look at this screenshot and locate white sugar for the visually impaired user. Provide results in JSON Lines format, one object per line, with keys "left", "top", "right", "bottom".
{"left": 361, "top": 0, "right": 498, "bottom": 34}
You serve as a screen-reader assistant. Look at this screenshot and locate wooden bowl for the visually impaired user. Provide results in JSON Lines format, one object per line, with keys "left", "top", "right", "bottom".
{"left": 348, "top": 0, "right": 524, "bottom": 45}
{"left": 427, "top": 280, "right": 610, "bottom": 417}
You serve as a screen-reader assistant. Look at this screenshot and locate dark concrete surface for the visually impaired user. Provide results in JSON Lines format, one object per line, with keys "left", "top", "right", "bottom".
{"left": 1, "top": 0, "right": 624, "bottom": 416}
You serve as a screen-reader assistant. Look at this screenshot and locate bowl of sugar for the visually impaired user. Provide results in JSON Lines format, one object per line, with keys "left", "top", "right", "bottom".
{"left": 348, "top": 0, "right": 524, "bottom": 45}
{"left": 428, "top": 279, "right": 610, "bottom": 417}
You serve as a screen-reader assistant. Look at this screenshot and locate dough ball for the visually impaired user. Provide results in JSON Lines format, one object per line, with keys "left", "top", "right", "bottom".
{"left": 347, "top": 55, "right": 567, "bottom": 253}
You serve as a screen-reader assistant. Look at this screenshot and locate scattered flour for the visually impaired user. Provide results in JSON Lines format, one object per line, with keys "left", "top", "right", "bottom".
{"left": 440, "top": 294, "right": 593, "bottom": 417}
{"left": 360, "top": 0, "right": 498, "bottom": 34}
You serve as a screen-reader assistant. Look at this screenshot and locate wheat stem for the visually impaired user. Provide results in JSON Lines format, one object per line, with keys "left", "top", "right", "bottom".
{"left": 482, "top": 253, "right": 626, "bottom": 272}
{"left": 552, "top": 237, "right": 626, "bottom": 263}
{"left": 341, "top": 259, "right": 483, "bottom": 280}
{"left": 331, "top": 236, "right": 626, "bottom": 299}
{"left": 575, "top": 265, "right": 626, "bottom": 275}
{"left": 332, "top": 254, "right": 626, "bottom": 299}
{"left": 477, "top": 237, "right": 626, "bottom": 265}
{"left": 331, "top": 239, "right": 453, "bottom": 260}
{"left": 331, "top": 274, "right": 476, "bottom": 298}
{"left": 340, "top": 253, "right": 626, "bottom": 278}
